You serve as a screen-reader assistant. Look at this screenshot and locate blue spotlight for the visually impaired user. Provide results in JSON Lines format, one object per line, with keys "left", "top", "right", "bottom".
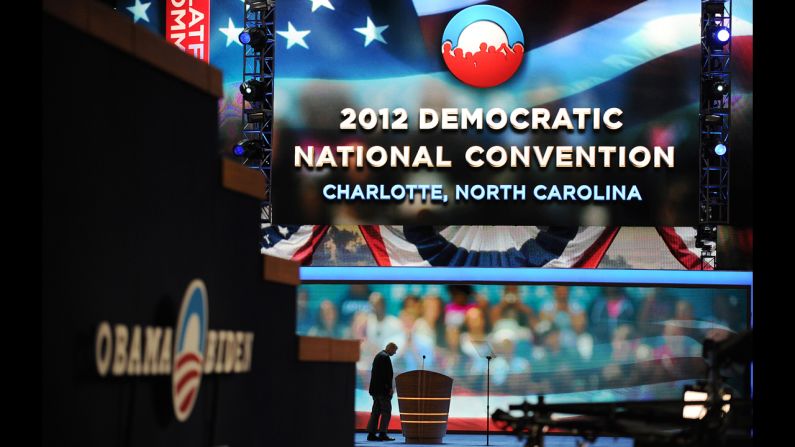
{"left": 714, "top": 143, "right": 727, "bottom": 156}
{"left": 233, "top": 140, "right": 268, "bottom": 162}
{"left": 709, "top": 25, "right": 731, "bottom": 47}
{"left": 239, "top": 27, "right": 268, "bottom": 50}
{"left": 716, "top": 27, "right": 730, "bottom": 42}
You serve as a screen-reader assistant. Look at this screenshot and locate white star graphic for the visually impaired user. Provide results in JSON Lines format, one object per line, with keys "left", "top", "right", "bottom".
{"left": 354, "top": 17, "right": 388, "bottom": 47}
{"left": 310, "top": 0, "right": 335, "bottom": 12}
{"left": 126, "top": 0, "right": 151, "bottom": 23}
{"left": 276, "top": 22, "right": 311, "bottom": 49}
{"left": 219, "top": 18, "right": 245, "bottom": 47}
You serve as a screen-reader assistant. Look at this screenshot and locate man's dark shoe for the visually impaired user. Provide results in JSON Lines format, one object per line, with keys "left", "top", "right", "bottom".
{"left": 367, "top": 433, "right": 381, "bottom": 441}
{"left": 377, "top": 433, "right": 395, "bottom": 441}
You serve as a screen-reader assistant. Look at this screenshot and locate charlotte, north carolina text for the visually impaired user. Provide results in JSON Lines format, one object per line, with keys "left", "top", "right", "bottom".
{"left": 321, "top": 184, "right": 642, "bottom": 203}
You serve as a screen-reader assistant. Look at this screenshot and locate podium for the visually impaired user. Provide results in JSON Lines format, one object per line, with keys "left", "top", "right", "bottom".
{"left": 395, "top": 370, "right": 454, "bottom": 444}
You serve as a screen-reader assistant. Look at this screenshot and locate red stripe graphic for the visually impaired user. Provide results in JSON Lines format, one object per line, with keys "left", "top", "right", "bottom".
{"left": 656, "top": 227, "right": 709, "bottom": 270}
{"left": 179, "top": 388, "right": 198, "bottom": 413}
{"left": 176, "top": 352, "right": 201, "bottom": 370}
{"left": 166, "top": 0, "right": 211, "bottom": 62}
{"left": 176, "top": 369, "right": 200, "bottom": 393}
{"left": 292, "top": 225, "right": 330, "bottom": 265}
{"left": 359, "top": 226, "right": 393, "bottom": 266}
{"left": 573, "top": 227, "right": 620, "bottom": 268}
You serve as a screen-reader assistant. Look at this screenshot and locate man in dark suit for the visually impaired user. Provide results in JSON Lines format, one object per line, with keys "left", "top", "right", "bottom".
{"left": 367, "top": 342, "right": 398, "bottom": 441}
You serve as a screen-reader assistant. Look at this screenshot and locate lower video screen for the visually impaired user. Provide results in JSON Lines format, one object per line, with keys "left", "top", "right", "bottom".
{"left": 297, "top": 284, "right": 748, "bottom": 430}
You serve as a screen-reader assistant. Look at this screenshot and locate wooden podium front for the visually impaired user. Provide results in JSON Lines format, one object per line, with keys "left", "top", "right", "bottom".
{"left": 395, "top": 370, "right": 453, "bottom": 444}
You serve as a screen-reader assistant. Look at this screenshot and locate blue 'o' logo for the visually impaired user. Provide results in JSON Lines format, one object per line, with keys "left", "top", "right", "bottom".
{"left": 172, "top": 279, "right": 208, "bottom": 422}
{"left": 441, "top": 5, "right": 525, "bottom": 88}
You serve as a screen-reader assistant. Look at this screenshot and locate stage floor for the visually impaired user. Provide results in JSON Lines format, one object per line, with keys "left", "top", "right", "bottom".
{"left": 354, "top": 433, "right": 633, "bottom": 447}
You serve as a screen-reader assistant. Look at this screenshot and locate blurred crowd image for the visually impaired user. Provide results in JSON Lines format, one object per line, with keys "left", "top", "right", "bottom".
{"left": 297, "top": 284, "right": 747, "bottom": 400}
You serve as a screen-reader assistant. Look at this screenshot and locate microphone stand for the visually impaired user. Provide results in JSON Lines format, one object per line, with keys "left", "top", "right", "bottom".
{"left": 486, "top": 355, "right": 492, "bottom": 446}
{"left": 419, "top": 354, "right": 426, "bottom": 441}
{"left": 474, "top": 341, "right": 496, "bottom": 447}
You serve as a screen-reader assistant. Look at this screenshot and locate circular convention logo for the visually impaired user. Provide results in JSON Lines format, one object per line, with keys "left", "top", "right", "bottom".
{"left": 441, "top": 5, "right": 525, "bottom": 88}
{"left": 172, "top": 279, "right": 208, "bottom": 422}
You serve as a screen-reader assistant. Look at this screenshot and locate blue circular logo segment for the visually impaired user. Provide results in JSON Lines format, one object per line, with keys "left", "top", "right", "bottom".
{"left": 442, "top": 5, "right": 524, "bottom": 49}
{"left": 177, "top": 285, "right": 208, "bottom": 354}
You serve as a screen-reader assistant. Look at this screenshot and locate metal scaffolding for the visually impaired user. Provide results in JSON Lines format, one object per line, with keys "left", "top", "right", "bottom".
{"left": 240, "top": 0, "right": 275, "bottom": 223}
{"left": 698, "top": 0, "right": 732, "bottom": 268}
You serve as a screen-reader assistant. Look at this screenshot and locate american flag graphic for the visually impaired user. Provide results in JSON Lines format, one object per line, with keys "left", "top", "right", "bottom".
{"left": 260, "top": 0, "right": 752, "bottom": 120}
{"left": 113, "top": 0, "right": 162, "bottom": 34}
{"left": 358, "top": 226, "right": 618, "bottom": 268}
{"left": 115, "top": 0, "right": 752, "bottom": 128}
{"left": 261, "top": 225, "right": 711, "bottom": 269}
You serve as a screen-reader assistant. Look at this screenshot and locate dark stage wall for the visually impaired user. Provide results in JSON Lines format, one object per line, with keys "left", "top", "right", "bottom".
{"left": 42, "top": 12, "right": 354, "bottom": 446}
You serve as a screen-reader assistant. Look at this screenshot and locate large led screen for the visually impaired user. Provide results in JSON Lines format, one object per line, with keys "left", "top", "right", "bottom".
{"left": 297, "top": 284, "right": 749, "bottom": 430}
{"left": 260, "top": 0, "right": 753, "bottom": 225}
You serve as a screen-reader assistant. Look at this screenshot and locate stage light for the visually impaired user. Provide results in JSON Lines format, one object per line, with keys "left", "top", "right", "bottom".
{"left": 704, "top": 114, "right": 723, "bottom": 124}
{"left": 702, "top": 115, "right": 725, "bottom": 133}
{"left": 683, "top": 384, "right": 732, "bottom": 420}
{"left": 239, "top": 27, "right": 268, "bottom": 49}
{"left": 695, "top": 225, "right": 717, "bottom": 249}
{"left": 721, "top": 392, "right": 732, "bottom": 415}
{"left": 683, "top": 389, "right": 709, "bottom": 420}
{"left": 246, "top": 0, "right": 274, "bottom": 10}
{"left": 240, "top": 80, "right": 266, "bottom": 102}
{"left": 233, "top": 144, "right": 245, "bottom": 157}
{"left": 715, "top": 27, "right": 730, "bottom": 42}
{"left": 714, "top": 143, "right": 727, "bottom": 156}
{"left": 233, "top": 140, "right": 267, "bottom": 160}
{"left": 704, "top": 79, "right": 729, "bottom": 100}
{"left": 704, "top": 1, "right": 726, "bottom": 16}
{"left": 245, "top": 109, "right": 273, "bottom": 124}
{"left": 708, "top": 25, "right": 731, "bottom": 48}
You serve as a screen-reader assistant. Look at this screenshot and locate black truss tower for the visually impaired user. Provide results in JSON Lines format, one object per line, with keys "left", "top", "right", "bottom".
{"left": 698, "top": 0, "right": 732, "bottom": 269}
{"left": 241, "top": 0, "right": 275, "bottom": 223}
